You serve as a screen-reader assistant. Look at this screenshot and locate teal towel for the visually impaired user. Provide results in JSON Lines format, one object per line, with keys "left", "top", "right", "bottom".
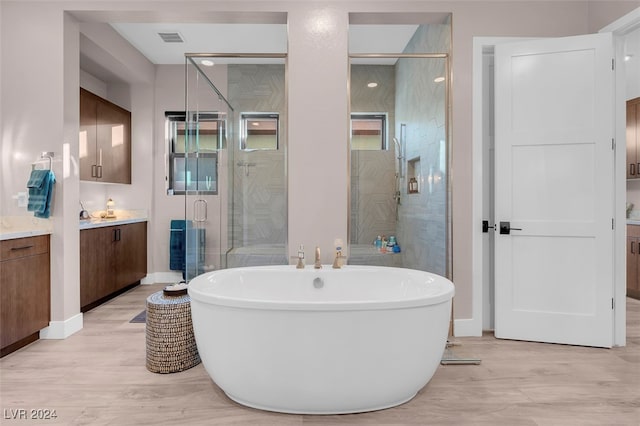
{"left": 27, "top": 169, "right": 55, "bottom": 218}
{"left": 27, "top": 169, "right": 49, "bottom": 189}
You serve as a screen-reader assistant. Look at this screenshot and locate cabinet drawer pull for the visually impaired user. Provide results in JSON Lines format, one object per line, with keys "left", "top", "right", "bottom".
{"left": 631, "top": 163, "right": 636, "bottom": 176}
{"left": 632, "top": 241, "right": 636, "bottom": 254}
{"left": 91, "top": 164, "right": 97, "bottom": 177}
{"left": 10, "top": 245, "right": 34, "bottom": 251}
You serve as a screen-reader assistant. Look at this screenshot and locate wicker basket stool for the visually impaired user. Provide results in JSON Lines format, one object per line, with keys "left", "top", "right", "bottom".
{"left": 145, "top": 290, "right": 201, "bottom": 373}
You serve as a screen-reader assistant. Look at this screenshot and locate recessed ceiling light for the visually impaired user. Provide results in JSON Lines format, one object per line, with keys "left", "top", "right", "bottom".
{"left": 434, "top": 77, "right": 445, "bottom": 83}
{"left": 367, "top": 82, "right": 378, "bottom": 88}
{"left": 201, "top": 60, "right": 214, "bottom": 67}
{"left": 251, "top": 122, "right": 260, "bottom": 126}
{"left": 625, "top": 54, "right": 633, "bottom": 62}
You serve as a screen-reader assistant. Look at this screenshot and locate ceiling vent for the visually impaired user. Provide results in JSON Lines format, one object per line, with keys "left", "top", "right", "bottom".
{"left": 158, "top": 32, "right": 184, "bottom": 43}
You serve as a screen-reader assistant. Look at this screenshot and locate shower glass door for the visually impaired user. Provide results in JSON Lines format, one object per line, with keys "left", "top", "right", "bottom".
{"left": 183, "top": 56, "right": 234, "bottom": 281}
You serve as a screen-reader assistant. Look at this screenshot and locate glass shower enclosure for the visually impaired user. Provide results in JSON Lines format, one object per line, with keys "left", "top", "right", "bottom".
{"left": 182, "top": 54, "right": 287, "bottom": 281}
{"left": 182, "top": 55, "right": 234, "bottom": 281}
{"left": 348, "top": 21, "right": 452, "bottom": 278}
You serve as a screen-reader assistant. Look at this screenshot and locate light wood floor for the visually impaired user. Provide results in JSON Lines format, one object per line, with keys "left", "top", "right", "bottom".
{"left": 1, "top": 284, "right": 638, "bottom": 425}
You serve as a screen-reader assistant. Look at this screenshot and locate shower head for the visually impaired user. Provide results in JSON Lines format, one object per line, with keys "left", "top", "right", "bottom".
{"left": 393, "top": 137, "right": 404, "bottom": 179}
{"left": 392, "top": 137, "right": 403, "bottom": 159}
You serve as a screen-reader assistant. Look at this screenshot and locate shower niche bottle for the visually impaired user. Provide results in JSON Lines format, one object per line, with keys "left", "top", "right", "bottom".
{"left": 408, "top": 177, "right": 419, "bottom": 194}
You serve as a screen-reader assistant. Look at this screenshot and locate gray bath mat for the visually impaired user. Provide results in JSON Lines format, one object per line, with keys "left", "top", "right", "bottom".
{"left": 130, "top": 309, "right": 146, "bottom": 323}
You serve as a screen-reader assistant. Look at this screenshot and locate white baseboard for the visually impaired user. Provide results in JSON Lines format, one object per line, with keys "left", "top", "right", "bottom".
{"left": 141, "top": 272, "right": 183, "bottom": 285}
{"left": 454, "top": 318, "right": 483, "bottom": 337}
{"left": 40, "top": 313, "right": 83, "bottom": 339}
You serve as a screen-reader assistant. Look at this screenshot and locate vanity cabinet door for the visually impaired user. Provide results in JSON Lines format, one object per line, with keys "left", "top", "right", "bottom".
{"left": 79, "top": 88, "right": 131, "bottom": 184}
{"left": 114, "top": 222, "right": 147, "bottom": 291}
{"left": 0, "top": 235, "right": 50, "bottom": 355}
{"left": 80, "top": 226, "right": 115, "bottom": 308}
{"left": 79, "top": 88, "right": 98, "bottom": 181}
{"left": 96, "top": 99, "right": 131, "bottom": 184}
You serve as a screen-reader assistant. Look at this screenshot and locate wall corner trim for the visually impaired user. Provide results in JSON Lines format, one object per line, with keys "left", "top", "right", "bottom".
{"left": 39, "top": 313, "right": 83, "bottom": 340}
{"left": 141, "top": 272, "right": 183, "bottom": 285}
{"left": 454, "top": 318, "right": 483, "bottom": 337}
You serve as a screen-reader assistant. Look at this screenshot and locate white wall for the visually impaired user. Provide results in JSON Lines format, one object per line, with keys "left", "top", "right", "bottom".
{"left": 0, "top": 3, "right": 81, "bottom": 334}
{"left": 152, "top": 66, "right": 187, "bottom": 278}
{"left": 287, "top": 5, "right": 350, "bottom": 267}
{"left": 2, "top": 0, "right": 638, "bottom": 334}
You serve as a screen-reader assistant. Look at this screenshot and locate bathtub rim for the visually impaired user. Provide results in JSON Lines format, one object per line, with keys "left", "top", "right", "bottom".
{"left": 188, "top": 264, "right": 454, "bottom": 311}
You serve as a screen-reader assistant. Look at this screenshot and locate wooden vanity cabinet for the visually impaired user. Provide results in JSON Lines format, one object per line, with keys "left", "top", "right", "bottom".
{"left": 80, "top": 88, "right": 132, "bottom": 184}
{"left": 626, "top": 97, "right": 640, "bottom": 179}
{"left": 627, "top": 225, "right": 640, "bottom": 300}
{"left": 0, "top": 235, "right": 50, "bottom": 357}
{"left": 80, "top": 222, "right": 147, "bottom": 311}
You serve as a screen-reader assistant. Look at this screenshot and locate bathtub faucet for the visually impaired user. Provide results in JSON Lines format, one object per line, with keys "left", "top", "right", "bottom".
{"left": 314, "top": 246, "right": 322, "bottom": 269}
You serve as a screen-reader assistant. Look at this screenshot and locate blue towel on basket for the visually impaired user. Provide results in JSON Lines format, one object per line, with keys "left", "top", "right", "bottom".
{"left": 27, "top": 169, "right": 55, "bottom": 218}
{"left": 170, "top": 219, "right": 206, "bottom": 279}
{"left": 170, "top": 220, "right": 186, "bottom": 271}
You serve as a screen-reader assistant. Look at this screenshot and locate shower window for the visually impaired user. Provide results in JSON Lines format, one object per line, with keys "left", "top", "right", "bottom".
{"left": 351, "top": 113, "right": 387, "bottom": 150}
{"left": 166, "top": 111, "right": 224, "bottom": 195}
{"left": 240, "top": 112, "right": 279, "bottom": 151}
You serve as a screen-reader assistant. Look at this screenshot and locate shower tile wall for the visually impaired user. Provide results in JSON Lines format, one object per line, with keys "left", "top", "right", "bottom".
{"left": 227, "top": 64, "right": 286, "bottom": 250}
{"left": 350, "top": 65, "right": 397, "bottom": 246}
{"left": 395, "top": 22, "right": 450, "bottom": 275}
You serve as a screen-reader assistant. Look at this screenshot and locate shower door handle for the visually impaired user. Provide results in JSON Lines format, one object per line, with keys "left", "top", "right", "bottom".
{"left": 193, "top": 199, "right": 208, "bottom": 223}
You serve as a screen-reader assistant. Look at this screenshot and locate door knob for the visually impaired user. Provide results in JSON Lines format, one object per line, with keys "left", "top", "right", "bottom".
{"left": 499, "top": 221, "right": 522, "bottom": 235}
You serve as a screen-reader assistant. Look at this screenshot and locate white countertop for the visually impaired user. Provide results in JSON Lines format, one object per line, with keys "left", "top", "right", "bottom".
{"left": 0, "top": 216, "right": 53, "bottom": 241}
{"left": 628, "top": 219, "right": 640, "bottom": 226}
{"left": 79, "top": 209, "right": 148, "bottom": 230}
{"left": 79, "top": 216, "right": 147, "bottom": 230}
{"left": 1, "top": 211, "right": 148, "bottom": 240}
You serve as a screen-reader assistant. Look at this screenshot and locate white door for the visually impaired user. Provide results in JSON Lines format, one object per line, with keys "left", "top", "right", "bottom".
{"left": 494, "top": 33, "right": 615, "bottom": 348}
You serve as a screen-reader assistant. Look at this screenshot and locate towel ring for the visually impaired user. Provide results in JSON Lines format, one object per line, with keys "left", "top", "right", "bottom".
{"left": 32, "top": 151, "right": 54, "bottom": 170}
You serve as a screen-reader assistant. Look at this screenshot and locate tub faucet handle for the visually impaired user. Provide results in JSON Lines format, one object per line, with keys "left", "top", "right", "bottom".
{"left": 314, "top": 246, "right": 322, "bottom": 269}
{"left": 332, "top": 251, "right": 347, "bottom": 269}
{"left": 290, "top": 244, "right": 305, "bottom": 269}
{"left": 290, "top": 256, "right": 305, "bottom": 269}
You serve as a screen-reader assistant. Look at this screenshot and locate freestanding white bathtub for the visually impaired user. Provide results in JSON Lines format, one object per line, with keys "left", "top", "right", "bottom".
{"left": 188, "top": 265, "right": 454, "bottom": 415}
